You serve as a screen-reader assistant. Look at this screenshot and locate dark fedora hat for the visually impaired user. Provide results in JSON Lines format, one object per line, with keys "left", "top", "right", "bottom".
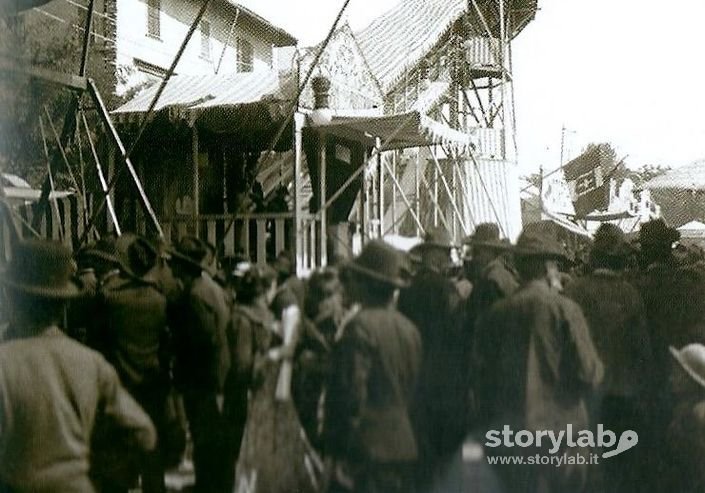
{"left": 169, "top": 236, "right": 207, "bottom": 271}
{"left": 414, "top": 226, "right": 456, "bottom": 251}
{"left": 114, "top": 234, "right": 159, "bottom": 279}
{"left": 77, "top": 237, "right": 122, "bottom": 268}
{"left": 462, "top": 222, "right": 510, "bottom": 250}
{"left": 513, "top": 225, "right": 567, "bottom": 261}
{"left": 1, "top": 239, "right": 82, "bottom": 299}
{"left": 592, "top": 223, "right": 634, "bottom": 258}
{"left": 343, "top": 240, "right": 409, "bottom": 288}
{"left": 637, "top": 218, "right": 680, "bottom": 246}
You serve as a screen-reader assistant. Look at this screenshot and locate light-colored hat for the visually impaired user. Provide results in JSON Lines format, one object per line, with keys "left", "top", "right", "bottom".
{"left": 670, "top": 344, "right": 705, "bottom": 389}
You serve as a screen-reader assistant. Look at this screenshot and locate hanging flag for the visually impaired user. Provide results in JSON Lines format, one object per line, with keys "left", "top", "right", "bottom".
{"left": 563, "top": 145, "right": 612, "bottom": 216}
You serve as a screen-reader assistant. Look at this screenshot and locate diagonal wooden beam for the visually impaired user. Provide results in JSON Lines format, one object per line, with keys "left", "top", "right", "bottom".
{"left": 428, "top": 146, "right": 469, "bottom": 235}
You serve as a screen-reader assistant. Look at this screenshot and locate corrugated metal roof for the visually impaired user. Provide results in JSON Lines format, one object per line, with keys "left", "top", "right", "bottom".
{"left": 112, "top": 71, "right": 285, "bottom": 116}
{"left": 645, "top": 159, "right": 705, "bottom": 190}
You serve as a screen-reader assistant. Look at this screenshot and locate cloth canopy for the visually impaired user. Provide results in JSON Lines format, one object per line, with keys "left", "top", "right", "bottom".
{"left": 112, "top": 71, "right": 293, "bottom": 124}
{"left": 314, "top": 111, "right": 473, "bottom": 153}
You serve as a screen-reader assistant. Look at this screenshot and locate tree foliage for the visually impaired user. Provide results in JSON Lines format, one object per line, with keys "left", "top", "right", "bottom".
{"left": 0, "top": 8, "right": 119, "bottom": 189}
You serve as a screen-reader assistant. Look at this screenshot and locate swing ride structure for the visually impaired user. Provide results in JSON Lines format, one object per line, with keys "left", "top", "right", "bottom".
{"left": 0, "top": 0, "right": 538, "bottom": 274}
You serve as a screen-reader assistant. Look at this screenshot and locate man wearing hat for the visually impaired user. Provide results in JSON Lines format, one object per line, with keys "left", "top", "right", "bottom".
{"left": 664, "top": 344, "right": 705, "bottom": 492}
{"left": 563, "top": 224, "right": 651, "bottom": 493}
{"left": 168, "top": 236, "right": 231, "bottom": 493}
{"left": 89, "top": 234, "right": 171, "bottom": 493}
{"left": 397, "top": 226, "right": 467, "bottom": 491}
{"left": 0, "top": 239, "right": 156, "bottom": 492}
{"left": 635, "top": 218, "right": 705, "bottom": 488}
{"left": 474, "top": 226, "right": 603, "bottom": 493}
{"left": 325, "top": 240, "right": 422, "bottom": 493}
{"left": 462, "top": 222, "right": 518, "bottom": 338}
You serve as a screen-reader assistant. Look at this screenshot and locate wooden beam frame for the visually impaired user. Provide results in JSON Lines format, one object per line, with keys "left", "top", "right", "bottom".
{"left": 428, "top": 146, "right": 469, "bottom": 235}
{"left": 80, "top": 108, "right": 121, "bottom": 235}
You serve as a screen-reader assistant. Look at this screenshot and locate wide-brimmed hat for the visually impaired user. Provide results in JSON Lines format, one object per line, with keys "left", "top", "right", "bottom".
{"left": 637, "top": 218, "right": 680, "bottom": 246}
{"left": 670, "top": 344, "right": 705, "bottom": 389}
{"left": 114, "top": 234, "right": 158, "bottom": 279}
{"left": 1, "top": 239, "right": 83, "bottom": 299}
{"left": 413, "top": 226, "right": 456, "bottom": 252}
{"left": 463, "top": 223, "right": 509, "bottom": 250}
{"left": 343, "top": 240, "right": 409, "bottom": 287}
{"left": 169, "top": 236, "right": 207, "bottom": 271}
{"left": 514, "top": 226, "right": 568, "bottom": 261}
{"left": 76, "top": 237, "right": 121, "bottom": 268}
{"left": 591, "top": 223, "right": 634, "bottom": 258}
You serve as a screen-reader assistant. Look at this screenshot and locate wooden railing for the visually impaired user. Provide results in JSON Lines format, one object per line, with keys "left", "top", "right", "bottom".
{"left": 1, "top": 203, "right": 329, "bottom": 272}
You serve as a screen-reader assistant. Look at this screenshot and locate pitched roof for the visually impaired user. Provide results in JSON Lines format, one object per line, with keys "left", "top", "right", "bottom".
{"left": 645, "top": 159, "right": 705, "bottom": 191}
{"left": 223, "top": 2, "right": 297, "bottom": 46}
{"left": 356, "top": 0, "right": 538, "bottom": 94}
{"left": 356, "top": 0, "right": 467, "bottom": 93}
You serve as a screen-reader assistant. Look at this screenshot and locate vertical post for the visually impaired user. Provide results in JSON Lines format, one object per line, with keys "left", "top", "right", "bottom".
{"left": 433, "top": 153, "right": 439, "bottom": 227}
{"left": 319, "top": 131, "right": 327, "bottom": 267}
{"left": 376, "top": 137, "right": 384, "bottom": 237}
{"left": 415, "top": 149, "right": 421, "bottom": 236}
{"left": 392, "top": 151, "right": 397, "bottom": 234}
{"left": 452, "top": 160, "right": 458, "bottom": 241}
{"left": 192, "top": 124, "right": 200, "bottom": 238}
{"left": 294, "top": 112, "right": 305, "bottom": 275}
{"left": 360, "top": 148, "right": 368, "bottom": 242}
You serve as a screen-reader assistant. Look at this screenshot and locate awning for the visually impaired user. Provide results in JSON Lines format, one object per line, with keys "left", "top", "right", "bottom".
{"left": 112, "top": 70, "right": 293, "bottom": 124}
{"left": 542, "top": 210, "right": 592, "bottom": 238}
{"left": 313, "top": 111, "right": 473, "bottom": 153}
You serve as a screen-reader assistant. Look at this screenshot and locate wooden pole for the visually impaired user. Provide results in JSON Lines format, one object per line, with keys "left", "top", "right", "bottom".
{"left": 392, "top": 151, "right": 397, "bottom": 234}
{"left": 294, "top": 112, "right": 305, "bottom": 275}
{"left": 428, "top": 145, "right": 469, "bottom": 234}
{"left": 192, "top": 124, "right": 200, "bottom": 237}
{"left": 415, "top": 149, "right": 421, "bottom": 236}
{"left": 80, "top": 110, "right": 121, "bottom": 235}
{"left": 361, "top": 149, "right": 368, "bottom": 242}
{"left": 376, "top": 137, "right": 384, "bottom": 237}
{"left": 319, "top": 131, "right": 328, "bottom": 267}
{"left": 81, "top": 79, "right": 163, "bottom": 241}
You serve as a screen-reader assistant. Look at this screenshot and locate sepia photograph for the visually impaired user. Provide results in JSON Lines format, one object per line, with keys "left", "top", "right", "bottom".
{"left": 1, "top": 0, "right": 704, "bottom": 492}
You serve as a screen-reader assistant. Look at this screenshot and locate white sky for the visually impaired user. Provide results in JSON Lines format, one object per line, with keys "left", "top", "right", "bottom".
{"left": 239, "top": 0, "right": 705, "bottom": 174}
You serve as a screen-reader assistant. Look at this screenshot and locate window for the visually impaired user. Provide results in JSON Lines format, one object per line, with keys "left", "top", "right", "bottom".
{"left": 200, "top": 20, "right": 211, "bottom": 59}
{"left": 236, "top": 37, "right": 253, "bottom": 73}
{"left": 147, "top": 0, "right": 160, "bottom": 38}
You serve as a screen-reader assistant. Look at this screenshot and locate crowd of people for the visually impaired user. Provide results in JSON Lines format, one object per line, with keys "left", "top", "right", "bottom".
{"left": 1, "top": 216, "right": 705, "bottom": 493}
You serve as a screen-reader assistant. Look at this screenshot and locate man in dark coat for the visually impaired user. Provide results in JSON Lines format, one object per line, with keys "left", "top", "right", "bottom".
{"left": 634, "top": 218, "right": 705, "bottom": 489}
{"left": 91, "top": 234, "right": 171, "bottom": 493}
{"left": 665, "top": 344, "right": 705, "bottom": 492}
{"left": 475, "top": 227, "right": 603, "bottom": 493}
{"left": 462, "top": 222, "right": 518, "bottom": 339}
{"left": 168, "top": 237, "right": 231, "bottom": 493}
{"left": 0, "top": 240, "right": 156, "bottom": 492}
{"left": 397, "top": 227, "right": 467, "bottom": 491}
{"left": 563, "top": 224, "right": 651, "bottom": 493}
{"left": 325, "top": 240, "right": 422, "bottom": 493}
